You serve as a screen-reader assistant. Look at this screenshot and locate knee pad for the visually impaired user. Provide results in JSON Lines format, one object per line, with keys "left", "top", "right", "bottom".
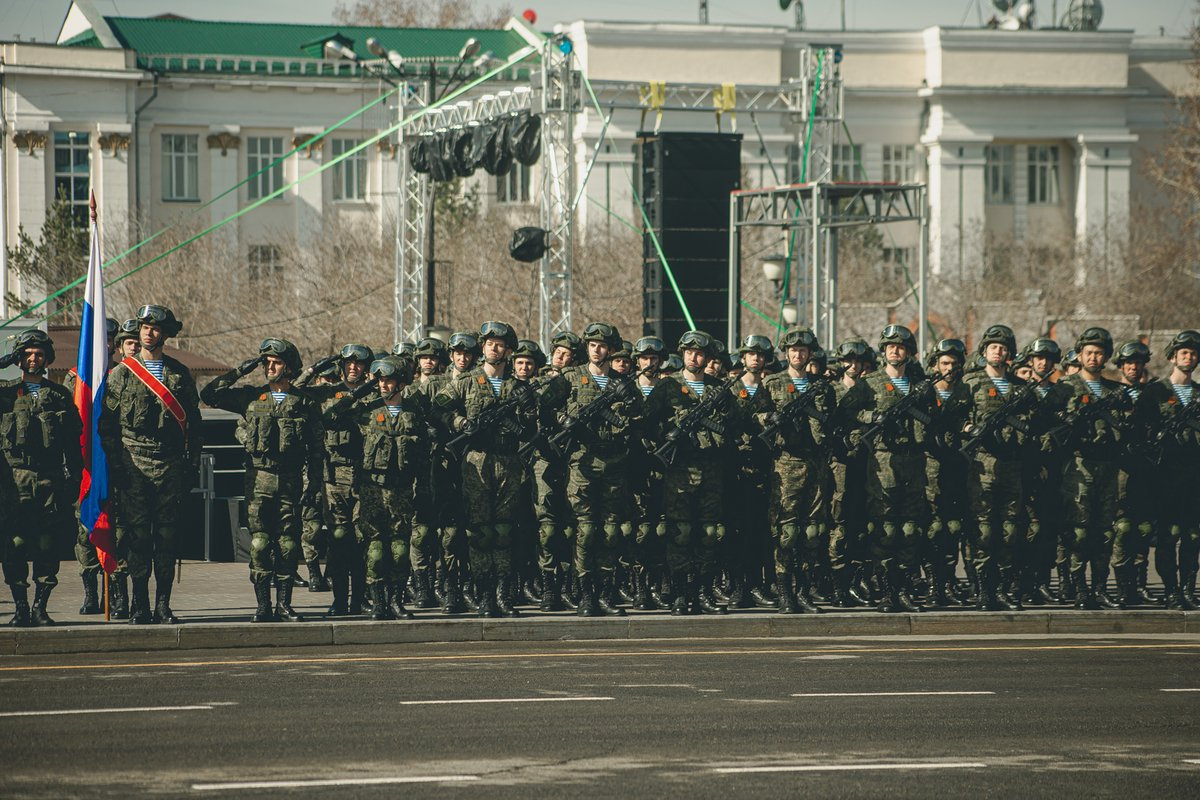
{"left": 157, "top": 525, "right": 178, "bottom": 548}
{"left": 602, "top": 523, "right": 622, "bottom": 547}
{"left": 928, "top": 519, "right": 944, "bottom": 538}
{"left": 1137, "top": 522, "right": 1154, "bottom": 539}
{"left": 493, "top": 523, "right": 513, "bottom": 550}
{"left": 901, "top": 521, "right": 919, "bottom": 540}
{"left": 366, "top": 540, "right": 385, "bottom": 562}
{"left": 1113, "top": 518, "right": 1134, "bottom": 537}
{"left": 778, "top": 523, "right": 800, "bottom": 550}
{"left": 656, "top": 521, "right": 669, "bottom": 540}
{"left": 804, "top": 524, "right": 821, "bottom": 546}
{"left": 977, "top": 523, "right": 993, "bottom": 546}
{"left": 331, "top": 525, "right": 351, "bottom": 544}
{"left": 701, "top": 524, "right": 720, "bottom": 549}
{"left": 576, "top": 522, "right": 598, "bottom": 547}
{"left": 946, "top": 519, "right": 963, "bottom": 537}
{"left": 1072, "top": 527, "right": 1089, "bottom": 546}
{"left": 249, "top": 533, "right": 270, "bottom": 556}
{"left": 1001, "top": 520, "right": 1019, "bottom": 539}
{"left": 673, "top": 522, "right": 692, "bottom": 547}
{"left": 538, "top": 521, "right": 558, "bottom": 543}
{"left": 881, "top": 521, "right": 900, "bottom": 544}
{"left": 619, "top": 521, "right": 634, "bottom": 540}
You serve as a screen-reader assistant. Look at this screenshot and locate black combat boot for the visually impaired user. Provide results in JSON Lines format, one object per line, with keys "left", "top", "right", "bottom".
{"left": 697, "top": 575, "right": 727, "bottom": 615}
{"left": 1074, "top": 571, "right": 1100, "bottom": 610}
{"left": 925, "top": 564, "right": 950, "bottom": 607}
{"left": 7, "top": 585, "right": 32, "bottom": 627}
{"left": 1135, "top": 561, "right": 1156, "bottom": 604}
{"left": 306, "top": 559, "right": 330, "bottom": 593}
{"left": 540, "top": 570, "right": 567, "bottom": 612}
{"left": 1056, "top": 563, "right": 1075, "bottom": 603}
{"left": 794, "top": 571, "right": 823, "bottom": 614}
{"left": 351, "top": 556, "right": 368, "bottom": 614}
{"left": 894, "top": 569, "right": 923, "bottom": 613}
{"left": 79, "top": 572, "right": 101, "bottom": 615}
{"left": 1183, "top": 570, "right": 1199, "bottom": 607}
{"left": 32, "top": 582, "right": 58, "bottom": 624}
{"left": 327, "top": 568, "right": 350, "bottom": 616}
{"left": 831, "top": 569, "right": 857, "bottom": 608}
{"left": 577, "top": 575, "right": 602, "bottom": 618}
{"left": 275, "top": 577, "right": 305, "bottom": 622}
{"left": 442, "top": 573, "right": 468, "bottom": 614}
{"left": 632, "top": 568, "right": 659, "bottom": 611}
{"left": 389, "top": 579, "right": 415, "bottom": 619}
{"left": 251, "top": 574, "right": 276, "bottom": 623}
{"left": 496, "top": 574, "right": 522, "bottom": 618}
{"left": 670, "top": 574, "right": 689, "bottom": 616}
{"left": 412, "top": 569, "right": 436, "bottom": 609}
{"left": 1092, "top": 567, "right": 1124, "bottom": 610}
{"left": 153, "top": 582, "right": 181, "bottom": 624}
{"left": 725, "top": 571, "right": 748, "bottom": 609}
{"left": 369, "top": 582, "right": 394, "bottom": 621}
{"left": 598, "top": 574, "right": 627, "bottom": 617}
{"left": 777, "top": 571, "right": 799, "bottom": 614}
{"left": 110, "top": 573, "right": 129, "bottom": 620}
{"left": 1164, "top": 571, "right": 1195, "bottom": 610}
{"left": 876, "top": 569, "right": 898, "bottom": 613}
{"left": 129, "top": 575, "right": 153, "bottom": 624}
{"left": 751, "top": 577, "right": 779, "bottom": 608}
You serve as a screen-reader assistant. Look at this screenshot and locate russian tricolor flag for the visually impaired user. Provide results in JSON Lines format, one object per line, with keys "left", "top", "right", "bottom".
{"left": 74, "top": 192, "right": 115, "bottom": 573}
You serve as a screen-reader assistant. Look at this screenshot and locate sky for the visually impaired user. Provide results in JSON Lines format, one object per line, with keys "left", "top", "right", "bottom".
{"left": 1, "top": 0, "right": 1195, "bottom": 42}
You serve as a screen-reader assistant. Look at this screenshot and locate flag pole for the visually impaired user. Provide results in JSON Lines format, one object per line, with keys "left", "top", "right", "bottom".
{"left": 104, "top": 571, "right": 110, "bottom": 622}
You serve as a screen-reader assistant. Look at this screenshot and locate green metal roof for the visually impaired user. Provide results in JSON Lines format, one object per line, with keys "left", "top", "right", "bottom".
{"left": 61, "top": 16, "right": 532, "bottom": 73}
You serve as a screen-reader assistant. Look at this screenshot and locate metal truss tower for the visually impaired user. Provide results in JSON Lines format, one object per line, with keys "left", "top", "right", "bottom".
{"left": 394, "top": 80, "right": 430, "bottom": 345}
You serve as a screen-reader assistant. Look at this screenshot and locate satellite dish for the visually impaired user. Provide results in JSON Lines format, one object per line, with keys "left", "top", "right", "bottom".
{"left": 1063, "top": 0, "right": 1103, "bottom": 31}
{"left": 992, "top": 0, "right": 1036, "bottom": 29}
{"left": 991, "top": 0, "right": 1014, "bottom": 11}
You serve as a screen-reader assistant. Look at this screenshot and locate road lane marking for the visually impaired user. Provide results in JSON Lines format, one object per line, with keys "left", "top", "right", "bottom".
{"left": 192, "top": 776, "right": 478, "bottom": 791}
{"left": 1184, "top": 759, "right": 1200, "bottom": 765}
{"left": 3, "top": 642, "right": 1199, "bottom": 673}
{"left": 1161, "top": 688, "right": 1200, "bottom": 692}
{"left": 398, "top": 696, "right": 613, "bottom": 706}
{"left": 714, "top": 762, "right": 987, "bottom": 774}
{"left": 791, "top": 691, "right": 995, "bottom": 698}
{"left": 0, "top": 704, "right": 221, "bottom": 718}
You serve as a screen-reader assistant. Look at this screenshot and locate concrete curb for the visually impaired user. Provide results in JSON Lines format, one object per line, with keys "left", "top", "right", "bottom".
{"left": 2, "top": 610, "right": 1198, "bottom": 656}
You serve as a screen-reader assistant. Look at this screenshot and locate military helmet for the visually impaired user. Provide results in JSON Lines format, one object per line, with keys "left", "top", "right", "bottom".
{"left": 1075, "top": 326, "right": 1114, "bottom": 358}
{"left": 448, "top": 331, "right": 482, "bottom": 356}
{"left": 338, "top": 343, "right": 373, "bottom": 365}
{"left": 413, "top": 337, "right": 449, "bottom": 363}
{"left": 810, "top": 347, "right": 828, "bottom": 371}
{"left": 479, "top": 320, "right": 518, "bottom": 350}
{"left": 550, "top": 330, "right": 581, "bottom": 356}
{"left": 114, "top": 318, "right": 140, "bottom": 346}
{"left": 1012, "top": 348, "right": 1031, "bottom": 369}
{"left": 513, "top": 338, "right": 547, "bottom": 369}
{"left": 1025, "top": 337, "right": 1062, "bottom": 362}
{"left": 978, "top": 324, "right": 1017, "bottom": 355}
{"left": 14, "top": 328, "right": 55, "bottom": 365}
{"left": 929, "top": 337, "right": 967, "bottom": 364}
{"left": 677, "top": 329, "right": 717, "bottom": 357}
{"left": 662, "top": 353, "right": 684, "bottom": 373}
{"left": 582, "top": 321, "right": 622, "bottom": 351}
{"left": 779, "top": 326, "right": 819, "bottom": 351}
{"left": 1165, "top": 329, "right": 1200, "bottom": 359}
{"left": 106, "top": 317, "right": 119, "bottom": 340}
{"left": 634, "top": 336, "right": 667, "bottom": 358}
{"left": 370, "top": 354, "right": 414, "bottom": 383}
{"left": 613, "top": 340, "right": 634, "bottom": 361}
{"left": 837, "top": 338, "right": 873, "bottom": 362}
{"left": 738, "top": 334, "right": 774, "bottom": 356}
{"left": 879, "top": 324, "right": 916, "bottom": 353}
{"left": 136, "top": 304, "right": 183, "bottom": 338}
{"left": 259, "top": 337, "right": 303, "bottom": 377}
{"left": 392, "top": 342, "right": 417, "bottom": 358}
{"left": 1062, "top": 348, "right": 1080, "bottom": 369}
{"left": 1113, "top": 340, "right": 1151, "bottom": 365}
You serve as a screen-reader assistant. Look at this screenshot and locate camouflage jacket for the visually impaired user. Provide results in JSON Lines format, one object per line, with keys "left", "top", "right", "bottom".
{"left": 757, "top": 372, "right": 835, "bottom": 457}
{"left": 433, "top": 366, "right": 538, "bottom": 454}
{"left": 101, "top": 353, "right": 202, "bottom": 458}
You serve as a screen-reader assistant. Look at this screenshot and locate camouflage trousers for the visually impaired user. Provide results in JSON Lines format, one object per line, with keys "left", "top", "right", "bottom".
{"left": 566, "top": 446, "right": 630, "bottom": 578}
{"left": 970, "top": 453, "right": 1023, "bottom": 573}
{"left": 461, "top": 449, "right": 525, "bottom": 577}
{"left": 768, "top": 452, "right": 829, "bottom": 575}
{"left": 1061, "top": 455, "right": 1118, "bottom": 576}
{"left": 867, "top": 449, "right": 927, "bottom": 570}
{"left": 926, "top": 455, "right": 970, "bottom": 581}
{"left": 323, "top": 475, "right": 360, "bottom": 576}
{"left": 2, "top": 468, "right": 74, "bottom": 588}
{"left": 532, "top": 455, "right": 571, "bottom": 573}
{"left": 663, "top": 458, "right": 724, "bottom": 575}
{"left": 245, "top": 467, "right": 304, "bottom": 582}
{"left": 356, "top": 477, "right": 413, "bottom": 585}
{"left": 116, "top": 444, "right": 188, "bottom": 581}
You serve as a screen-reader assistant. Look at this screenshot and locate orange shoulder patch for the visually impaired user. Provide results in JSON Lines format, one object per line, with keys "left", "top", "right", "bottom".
{"left": 581, "top": 376, "right": 589, "bottom": 385}
{"left": 259, "top": 393, "right": 267, "bottom": 401}
{"left": 739, "top": 389, "right": 748, "bottom": 399}
{"left": 1168, "top": 396, "right": 1178, "bottom": 405}
{"left": 335, "top": 392, "right": 344, "bottom": 399}
{"left": 885, "top": 383, "right": 895, "bottom": 392}
{"left": 477, "top": 376, "right": 486, "bottom": 385}
{"left": 988, "top": 387, "right": 997, "bottom": 397}
{"left": 786, "top": 383, "right": 796, "bottom": 394}
{"left": 377, "top": 413, "right": 385, "bottom": 422}
{"left": 1081, "top": 394, "right": 1090, "bottom": 404}
{"left": 681, "top": 385, "right": 689, "bottom": 395}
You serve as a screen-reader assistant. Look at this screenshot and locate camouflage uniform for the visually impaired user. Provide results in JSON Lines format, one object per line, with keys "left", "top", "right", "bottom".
{"left": 409, "top": 371, "right": 453, "bottom": 603}
{"left": 1023, "top": 378, "right": 1073, "bottom": 602}
{"left": 759, "top": 371, "right": 835, "bottom": 611}
{"left": 0, "top": 378, "right": 82, "bottom": 621}
{"left": 101, "top": 351, "right": 202, "bottom": 620}
{"left": 201, "top": 367, "right": 324, "bottom": 616}
{"left": 827, "top": 377, "right": 873, "bottom": 605}
{"left": 725, "top": 377, "right": 773, "bottom": 607}
{"left": 924, "top": 378, "right": 972, "bottom": 603}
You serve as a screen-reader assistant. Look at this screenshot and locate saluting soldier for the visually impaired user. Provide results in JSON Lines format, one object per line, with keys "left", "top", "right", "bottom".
{"left": 101, "top": 305, "right": 202, "bottom": 625}
{"left": 201, "top": 339, "right": 324, "bottom": 623}
{"left": 1, "top": 330, "right": 83, "bottom": 626}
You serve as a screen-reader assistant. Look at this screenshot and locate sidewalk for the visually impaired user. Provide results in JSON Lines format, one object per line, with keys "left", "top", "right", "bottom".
{"left": 1, "top": 561, "right": 1197, "bottom": 657}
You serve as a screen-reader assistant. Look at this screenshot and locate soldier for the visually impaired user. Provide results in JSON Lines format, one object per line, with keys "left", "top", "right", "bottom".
{"left": 1137, "top": 330, "right": 1200, "bottom": 609}
{"left": 101, "top": 305, "right": 202, "bottom": 625}
{"left": 115, "top": 319, "right": 141, "bottom": 360}
{"left": 725, "top": 335, "right": 776, "bottom": 609}
{"left": 963, "top": 325, "right": 1032, "bottom": 611}
{"left": 408, "top": 337, "right": 452, "bottom": 610}
{"left": 324, "top": 355, "right": 429, "bottom": 620}
{"left": 201, "top": 339, "right": 324, "bottom": 623}
{"left": 1, "top": 330, "right": 82, "bottom": 626}
{"left": 510, "top": 339, "right": 548, "bottom": 609}
{"left": 856, "top": 324, "right": 932, "bottom": 613}
{"left": 547, "top": 331, "right": 580, "bottom": 375}
{"left": 298, "top": 343, "right": 373, "bottom": 615}
{"left": 1021, "top": 338, "right": 1073, "bottom": 605}
{"left": 448, "top": 331, "right": 481, "bottom": 378}
{"left": 922, "top": 338, "right": 972, "bottom": 606}
{"left": 827, "top": 339, "right": 874, "bottom": 607}
{"left": 1062, "top": 349, "right": 1081, "bottom": 376}
{"left": 541, "top": 322, "right": 643, "bottom": 616}
{"left": 435, "top": 321, "right": 538, "bottom": 618}
{"left": 1111, "top": 340, "right": 1155, "bottom": 606}
{"left": 611, "top": 341, "right": 634, "bottom": 377}
{"left": 64, "top": 318, "right": 118, "bottom": 616}
{"left": 629, "top": 336, "right": 668, "bottom": 609}
{"left": 1056, "top": 327, "right": 1131, "bottom": 610}
{"left": 645, "top": 330, "right": 743, "bottom": 615}
{"left": 759, "top": 327, "right": 835, "bottom": 613}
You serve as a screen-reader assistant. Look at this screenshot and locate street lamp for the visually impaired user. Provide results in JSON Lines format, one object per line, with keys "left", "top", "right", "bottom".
{"left": 761, "top": 253, "right": 788, "bottom": 294}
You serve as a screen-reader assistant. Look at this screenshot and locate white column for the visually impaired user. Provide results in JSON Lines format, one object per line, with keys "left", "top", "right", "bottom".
{"left": 96, "top": 126, "right": 133, "bottom": 253}
{"left": 923, "top": 138, "right": 986, "bottom": 282}
{"left": 10, "top": 128, "right": 49, "bottom": 309}
{"left": 1074, "top": 134, "right": 1135, "bottom": 276}
{"left": 206, "top": 127, "right": 240, "bottom": 248}
{"left": 292, "top": 130, "right": 324, "bottom": 250}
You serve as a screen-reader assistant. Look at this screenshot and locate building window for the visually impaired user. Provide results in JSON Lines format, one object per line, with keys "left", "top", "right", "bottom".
{"left": 248, "top": 244, "right": 282, "bottom": 281}
{"left": 496, "top": 162, "right": 531, "bottom": 204}
{"left": 331, "top": 138, "right": 366, "bottom": 201}
{"left": 882, "top": 144, "right": 916, "bottom": 183}
{"left": 246, "top": 137, "right": 284, "bottom": 200}
{"left": 1027, "top": 145, "right": 1061, "bottom": 205}
{"left": 161, "top": 134, "right": 199, "bottom": 202}
{"left": 881, "top": 247, "right": 913, "bottom": 281}
{"left": 53, "top": 131, "right": 91, "bottom": 226}
{"left": 986, "top": 144, "right": 1014, "bottom": 205}
{"left": 832, "top": 144, "right": 864, "bottom": 182}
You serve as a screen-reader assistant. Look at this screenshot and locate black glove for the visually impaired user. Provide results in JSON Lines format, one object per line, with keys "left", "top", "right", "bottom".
{"left": 351, "top": 380, "right": 376, "bottom": 400}
{"left": 310, "top": 354, "right": 338, "bottom": 375}
{"left": 0, "top": 350, "right": 19, "bottom": 369}
{"left": 237, "top": 356, "right": 263, "bottom": 376}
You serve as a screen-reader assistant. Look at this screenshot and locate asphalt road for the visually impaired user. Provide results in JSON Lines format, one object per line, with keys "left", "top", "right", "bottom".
{"left": 2, "top": 635, "right": 1199, "bottom": 798}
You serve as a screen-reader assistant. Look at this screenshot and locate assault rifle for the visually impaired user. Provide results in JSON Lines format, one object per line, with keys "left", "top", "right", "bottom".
{"left": 652, "top": 373, "right": 743, "bottom": 468}
{"left": 518, "top": 367, "right": 648, "bottom": 464}
{"left": 958, "top": 372, "right": 1043, "bottom": 457}
{"left": 1130, "top": 390, "right": 1200, "bottom": 465}
{"left": 756, "top": 377, "right": 830, "bottom": 457}
{"left": 444, "top": 378, "right": 538, "bottom": 457}
{"left": 1045, "top": 384, "right": 1133, "bottom": 450}
{"left": 858, "top": 368, "right": 958, "bottom": 452}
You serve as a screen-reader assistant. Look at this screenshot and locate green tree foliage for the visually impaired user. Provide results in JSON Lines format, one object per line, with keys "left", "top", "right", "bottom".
{"left": 5, "top": 188, "right": 88, "bottom": 324}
